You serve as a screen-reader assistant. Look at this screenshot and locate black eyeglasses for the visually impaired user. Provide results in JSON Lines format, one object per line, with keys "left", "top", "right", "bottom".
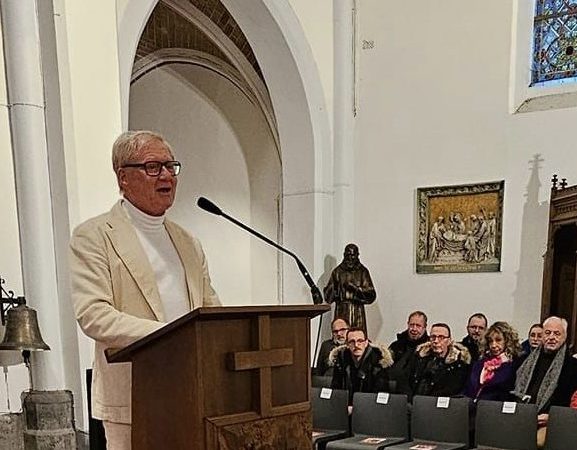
{"left": 332, "top": 327, "right": 349, "bottom": 334}
{"left": 429, "top": 335, "right": 450, "bottom": 341}
{"left": 347, "top": 338, "right": 367, "bottom": 346}
{"left": 122, "top": 160, "right": 181, "bottom": 176}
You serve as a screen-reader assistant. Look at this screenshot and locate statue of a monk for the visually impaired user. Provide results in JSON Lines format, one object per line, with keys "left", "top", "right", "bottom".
{"left": 323, "top": 244, "right": 376, "bottom": 332}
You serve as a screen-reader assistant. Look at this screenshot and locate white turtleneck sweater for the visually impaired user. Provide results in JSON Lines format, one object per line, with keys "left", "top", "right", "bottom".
{"left": 122, "top": 199, "right": 190, "bottom": 322}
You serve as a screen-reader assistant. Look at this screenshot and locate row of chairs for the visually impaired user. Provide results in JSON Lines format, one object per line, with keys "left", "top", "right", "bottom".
{"left": 311, "top": 387, "right": 577, "bottom": 450}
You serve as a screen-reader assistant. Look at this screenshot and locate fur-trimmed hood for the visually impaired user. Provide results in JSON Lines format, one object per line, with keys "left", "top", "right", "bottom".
{"left": 328, "top": 342, "right": 394, "bottom": 369}
{"left": 416, "top": 341, "right": 471, "bottom": 365}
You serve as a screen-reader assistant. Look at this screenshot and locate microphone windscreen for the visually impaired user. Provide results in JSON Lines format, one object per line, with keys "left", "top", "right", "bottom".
{"left": 197, "top": 197, "right": 222, "bottom": 215}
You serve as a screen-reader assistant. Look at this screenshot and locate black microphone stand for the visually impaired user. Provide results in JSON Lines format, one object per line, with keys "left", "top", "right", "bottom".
{"left": 197, "top": 197, "right": 324, "bottom": 305}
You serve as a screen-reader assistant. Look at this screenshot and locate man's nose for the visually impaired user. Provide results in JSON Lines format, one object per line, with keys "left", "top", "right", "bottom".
{"left": 158, "top": 165, "right": 174, "bottom": 178}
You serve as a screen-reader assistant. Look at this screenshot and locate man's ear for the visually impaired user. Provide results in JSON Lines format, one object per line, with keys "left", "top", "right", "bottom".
{"left": 117, "top": 169, "right": 128, "bottom": 188}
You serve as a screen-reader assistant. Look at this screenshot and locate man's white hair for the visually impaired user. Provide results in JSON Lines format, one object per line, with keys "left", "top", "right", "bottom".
{"left": 543, "top": 316, "right": 568, "bottom": 332}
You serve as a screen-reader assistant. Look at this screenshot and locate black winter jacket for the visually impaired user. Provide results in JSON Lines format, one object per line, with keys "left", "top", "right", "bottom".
{"left": 410, "top": 341, "right": 471, "bottom": 398}
{"left": 329, "top": 343, "right": 394, "bottom": 404}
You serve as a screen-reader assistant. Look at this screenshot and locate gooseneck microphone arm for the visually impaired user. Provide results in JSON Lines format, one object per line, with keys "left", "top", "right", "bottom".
{"left": 197, "top": 197, "right": 323, "bottom": 305}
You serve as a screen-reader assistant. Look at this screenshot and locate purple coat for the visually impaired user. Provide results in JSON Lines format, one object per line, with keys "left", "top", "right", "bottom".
{"left": 463, "top": 356, "right": 518, "bottom": 401}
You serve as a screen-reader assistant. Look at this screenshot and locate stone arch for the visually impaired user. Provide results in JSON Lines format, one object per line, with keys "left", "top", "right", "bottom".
{"left": 117, "top": 0, "right": 331, "bottom": 301}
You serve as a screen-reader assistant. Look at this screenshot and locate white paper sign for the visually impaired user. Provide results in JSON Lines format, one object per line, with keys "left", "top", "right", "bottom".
{"left": 376, "top": 392, "right": 390, "bottom": 404}
{"left": 320, "top": 388, "right": 333, "bottom": 399}
{"left": 502, "top": 401, "right": 517, "bottom": 414}
{"left": 436, "top": 396, "right": 450, "bottom": 408}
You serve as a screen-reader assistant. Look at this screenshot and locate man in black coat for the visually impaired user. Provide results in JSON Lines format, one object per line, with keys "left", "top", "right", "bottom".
{"left": 315, "top": 318, "right": 349, "bottom": 376}
{"left": 389, "top": 311, "right": 429, "bottom": 361}
{"left": 410, "top": 323, "right": 471, "bottom": 398}
{"left": 388, "top": 311, "right": 429, "bottom": 394}
{"left": 460, "top": 312, "right": 487, "bottom": 362}
{"left": 329, "top": 327, "right": 393, "bottom": 404}
{"left": 513, "top": 316, "right": 577, "bottom": 446}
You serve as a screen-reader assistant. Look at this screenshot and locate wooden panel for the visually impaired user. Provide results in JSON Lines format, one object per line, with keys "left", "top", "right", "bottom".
{"left": 543, "top": 181, "right": 577, "bottom": 351}
{"left": 228, "top": 348, "right": 293, "bottom": 371}
{"left": 270, "top": 317, "right": 309, "bottom": 407}
{"left": 131, "top": 325, "right": 200, "bottom": 450}
{"left": 200, "top": 318, "right": 256, "bottom": 417}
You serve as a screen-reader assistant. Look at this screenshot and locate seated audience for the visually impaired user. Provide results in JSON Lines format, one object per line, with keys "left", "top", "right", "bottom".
{"left": 460, "top": 312, "right": 488, "bottom": 362}
{"left": 521, "top": 323, "right": 543, "bottom": 356}
{"left": 463, "top": 321, "right": 522, "bottom": 402}
{"left": 329, "top": 327, "right": 393, "bottom": 404}
{"left": 315, "top": 318, "right": 349, "bottom": 376}
{"left": 388, "top": 311, "right": 429, "bottom": 393}
{"left": 513, "top": 316, "right": 577, "bottom": 447}
{"left": 409, "top": 322, "right": 471, "bottom": 398}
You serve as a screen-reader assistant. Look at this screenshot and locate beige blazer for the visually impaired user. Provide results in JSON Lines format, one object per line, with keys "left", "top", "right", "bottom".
{"left": 70, "top": 201, "right": 220, "bottom": 423}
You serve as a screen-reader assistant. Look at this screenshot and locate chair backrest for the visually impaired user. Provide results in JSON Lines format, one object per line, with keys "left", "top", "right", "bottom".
{"left": 351, "top": 392, "right": 409, "bottom": 439}
{"left": 311, "top": 387, "right": 349, "bottom": 432}
{"left": 544, "top": 406, "right": 577, "bottom": 450}
{"left": 312, "top": 375, "right": 333, "bottom": 388}
{"left": 411, "top": 395, "right": 470, "bottom": 444}
{"left": 475, "top": 399, "right": 538, "bottom": 450}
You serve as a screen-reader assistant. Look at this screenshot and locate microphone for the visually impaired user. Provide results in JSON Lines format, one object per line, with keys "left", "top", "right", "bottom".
{"left": 197, "top": 196, "right": 323, "bottom": 305}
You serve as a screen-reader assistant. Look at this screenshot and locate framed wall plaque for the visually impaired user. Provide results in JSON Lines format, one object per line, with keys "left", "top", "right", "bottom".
{"left": 416, "top": 181, "right": 504, "bottom": 274}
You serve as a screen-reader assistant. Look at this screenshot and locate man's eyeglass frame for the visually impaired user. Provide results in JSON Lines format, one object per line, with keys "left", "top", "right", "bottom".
{"left": 122, "top": 160, "right": 182, "bottom": 176}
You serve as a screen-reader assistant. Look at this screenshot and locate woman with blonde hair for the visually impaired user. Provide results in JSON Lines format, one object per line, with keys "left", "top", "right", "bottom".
{"left": 464, "top": 321, "right": 522, "bottom": 401}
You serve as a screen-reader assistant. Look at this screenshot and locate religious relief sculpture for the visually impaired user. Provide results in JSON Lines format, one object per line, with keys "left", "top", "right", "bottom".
{"left": 416, "top": 181, "right": 504, "bottom": 273}
{"left": 427, "top": 210, "right": 496, "bottom": 264}
{"left": 324, "top": 244, "right": 376, "bottom": 332}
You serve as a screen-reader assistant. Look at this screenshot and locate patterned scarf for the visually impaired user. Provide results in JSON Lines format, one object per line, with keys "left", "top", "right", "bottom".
{"left": 514, "top": 344, "right": 567, "bottom": 412}
{"left": 480, "top": 353, "right": 509, "bottom": 385}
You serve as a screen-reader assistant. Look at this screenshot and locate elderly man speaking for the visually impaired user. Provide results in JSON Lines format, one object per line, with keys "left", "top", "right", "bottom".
{"left": 70, "top": 131, "right": 220, "bottom": 450}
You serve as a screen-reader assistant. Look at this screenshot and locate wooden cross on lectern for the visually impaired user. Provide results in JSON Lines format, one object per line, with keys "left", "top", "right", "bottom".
{"left": 227, "top": 315, "right": 294, "bottom": 417}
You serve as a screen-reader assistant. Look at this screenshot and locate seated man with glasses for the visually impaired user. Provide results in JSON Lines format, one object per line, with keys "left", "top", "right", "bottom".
{"left": 315, "top": 318, "right": 350, "bottom": 376}
{"left": 328, "top": 327, "right": 393, "bottom": 404}
{"left": 409, "top": 323, "right": 471, "bottom": 399}
{"left": 70, "top": 130, "right": 220, "bottom": 450}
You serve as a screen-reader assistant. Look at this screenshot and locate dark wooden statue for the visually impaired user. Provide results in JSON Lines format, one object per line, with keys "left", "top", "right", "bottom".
{"left": 323, "top": 244, "right": 376, "bottom": 332}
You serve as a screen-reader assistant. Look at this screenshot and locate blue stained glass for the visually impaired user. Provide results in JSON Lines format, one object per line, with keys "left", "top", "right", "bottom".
{"left": 532, "top": 0, "right": 577, "bottom": 85}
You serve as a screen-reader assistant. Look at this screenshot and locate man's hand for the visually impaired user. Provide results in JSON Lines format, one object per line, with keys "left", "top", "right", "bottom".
{"left": 345, "top": 282, "right": 361, "bottom": 294}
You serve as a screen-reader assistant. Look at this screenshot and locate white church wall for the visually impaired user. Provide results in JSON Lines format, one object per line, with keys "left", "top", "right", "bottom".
{"left": 353, "top": 0, "right": 577, "bottom": 345}
{"left": 223, "top": 0, "right": 334, "bottom": 308}
{"left": 287, "top": 0, "right": 334, "bottom": 136}
{"left": 57, "top": 0, "right": 122, "bottom": 227}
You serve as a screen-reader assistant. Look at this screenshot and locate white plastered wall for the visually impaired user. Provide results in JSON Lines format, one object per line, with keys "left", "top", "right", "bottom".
{"left": 352, "top": 0, "right": 577, "bottom": 345}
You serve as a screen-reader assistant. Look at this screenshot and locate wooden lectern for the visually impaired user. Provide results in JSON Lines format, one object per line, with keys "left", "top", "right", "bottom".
{"left": 107, "top": 304, "right": 329, "bottom": 450}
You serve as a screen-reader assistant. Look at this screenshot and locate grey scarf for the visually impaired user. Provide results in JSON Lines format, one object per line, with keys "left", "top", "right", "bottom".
{"left": 514, "top": 344, "right": 567, "bottom": 412}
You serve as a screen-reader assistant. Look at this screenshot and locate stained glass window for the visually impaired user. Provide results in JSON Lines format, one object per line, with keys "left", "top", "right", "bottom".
{"left": 532, "top": 0, "right": 577, "bottom": 86}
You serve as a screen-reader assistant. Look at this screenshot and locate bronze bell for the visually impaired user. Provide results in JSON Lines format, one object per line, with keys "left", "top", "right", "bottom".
{"left": 0, "top": 304, "right": 50, "bottom": 351}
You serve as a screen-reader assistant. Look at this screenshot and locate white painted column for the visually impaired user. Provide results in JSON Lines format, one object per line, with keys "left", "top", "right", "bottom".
{"left": 0, "top": 0, "right": 65, "bottom": 389}
{"left": 333, "top": 0, "right": 356, "bottom": 249}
